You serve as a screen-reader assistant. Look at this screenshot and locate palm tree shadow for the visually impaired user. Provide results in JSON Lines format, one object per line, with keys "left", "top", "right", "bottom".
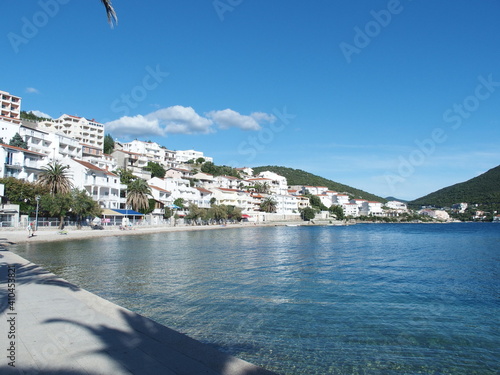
{"left": 44, "top": 309, "right": 278, "bottom": 375}
{"left": 0, "top": 256, "right": 80, "bottom": 314}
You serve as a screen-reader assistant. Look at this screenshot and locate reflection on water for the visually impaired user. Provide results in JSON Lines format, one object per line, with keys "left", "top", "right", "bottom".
{"left": 13, "top": 224, "right": 500, "bottom": 374}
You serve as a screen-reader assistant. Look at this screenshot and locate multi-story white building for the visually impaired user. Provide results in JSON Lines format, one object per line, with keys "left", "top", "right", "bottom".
{"left": 38, "top": 114, "right": 105, "bottom": 151}
{"left": 272, "top": 194, "right": 299, "bottom": 215}
{"left": 360, "top": 201, "right": 384, "bottom": 216}
{"left": 175, "top": 149, "right": 213, "bottom": 164}
{"left": 65, "top": 158, "right": 125, "bottom": 210}
{"left": 386, "top": 200, "right": 408, "bottom": 211}
{"left": 255, "top": 171, "right": 288, "bottom": 195}
{"left": 112, "top": 149, "right": 151, "bottom": 180}
{"left": 210, "top": 188, "right": 253, "bottom": 212}
{"left": 0, "top": 143, "right": 46, "bottom": 182}
{"left": 0, "top": 90, "right": 21, "bottom": 124}
{"left": 333, "top": 194, "right": 350, "bottom": 206}
{"left": 342, "top": 203, "right": 359, "bottom": 217}
{"left": 118, "top": 140, "right": 178, "bottom": 169}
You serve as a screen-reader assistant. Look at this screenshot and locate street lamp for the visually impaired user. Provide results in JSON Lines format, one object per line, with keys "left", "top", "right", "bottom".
{"left": 35, "top": 195, "right": 40, "bottom": 231}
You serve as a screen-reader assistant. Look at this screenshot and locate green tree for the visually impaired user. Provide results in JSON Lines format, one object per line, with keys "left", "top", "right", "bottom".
{"left": 115, "top": 168, "right": 137, "bottom": 185}
{"left": 329, "top": 205, "right": 344, "bottom": 220}
{"left": 253, "top": 182, "right": 271, "bottom": 194}
{"left": 103, "top": 134, "right": 115, "bottom": 154}
{"left": 208, "top": 204, "right": 228, "bottom": 223}
{"left": 185, "top": 203, "right": 204, "bottom": 224}
{"left": 260, "top": 197, "right": 277, "bottom": 213}
{"left": 163, "top": 207, "right": 174, "bottom": 219}
{"left": 37, "top": 162, "right": 73, "bottom": 195}
{"left": 226, "top": 205, "right": 242, "bottom": 221}
{"left": 40, "top": 193, "right": 73, "bottom": 229}
{"left": 126, "top": 178, "right": 151, "bottom": 212}
{"left": 9, "top": 133, "right": 27, "bottom": 149}
{"left": 173, "top": 198, "right": 185, "bottom": 209}
{"left": 0, "top": 177, "right": 48, "bottom": 214}
{"left": 71, "top": 189, "right": 102, "bottom": 229}
{"left": 196, "top": 157, "right": 206, "bottom": 164}
{"left": 301, "top": 207, "right": 316, "bottom": 221}
{"left": 144, "top": 161, "right": 166, "bottom": 178}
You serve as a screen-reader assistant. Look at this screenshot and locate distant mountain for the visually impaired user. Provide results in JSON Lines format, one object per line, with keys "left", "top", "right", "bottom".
{"left": 385, "top": 196, "right": 409, "bottom": 203}
{"left": 410, "top": 165, "right": 500, "bottom": 207}
{"left": 252, "top": 165, "right": 386, "bottom": 202}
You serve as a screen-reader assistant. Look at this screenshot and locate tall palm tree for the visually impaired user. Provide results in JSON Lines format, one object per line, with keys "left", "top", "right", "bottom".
{"left": 126, "top": 179, "right": 152, "bottom": 212}
{"left": 37, "top": 162, "right": 73, "bottom": 195}
{"left": 260, "top": 197, "right": 277, "bottom": 213}
{"left": 100, "top": 0, "right": 118, "bottom": 26}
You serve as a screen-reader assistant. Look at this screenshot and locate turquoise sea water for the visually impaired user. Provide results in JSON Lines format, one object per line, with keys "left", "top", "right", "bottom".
{"left": 12, "top": 223, "right": 500, "bottom": 374}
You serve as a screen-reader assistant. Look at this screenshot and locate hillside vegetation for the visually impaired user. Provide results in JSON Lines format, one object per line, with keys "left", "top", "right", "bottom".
{"left": 252, "top": 165, "right": 386, "bottom": 202}
{"left": 410, "top": 165, "right": 500, "bottom": 208}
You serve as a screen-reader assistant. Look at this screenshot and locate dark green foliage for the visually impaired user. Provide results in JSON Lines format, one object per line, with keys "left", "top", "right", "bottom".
{"left": 144, "top": 161, "right": 166, "bottom": 179}
{"left": 410, "top": 165, "right": 500, "bottom": 209}
{"left": 115, "top": 168, "right": 137, "bottom": 185}
{"left": 9, "top": 133, "right": 28, "bottom": 149}
{"left": 0, "top": 177, "right": 48, "bottom": 214}
{"left": 173, "top": 198, "right": 185, "bottom": 209}
{"left": 71, "top": 189, "right": 103, "bottom": 228}
{"left": 252, "top": 166, "right": 386, "bottom": 202}
{"left": 329, "top": 205, "right": 344, "bottom": 220}
{"left": 308, "top": 195, "right": 327, "bottom": 211}
{"left": 103, "top": 134, "right": 115, "bottom": 154}
{"left": 300, "top": 207, "right": 316, "bottom": 221}
{"left": 201, "top": 162, "right": 241, "bottom": 178}
{"left": 40, "top": 193, "right": 73, "bottom": 229}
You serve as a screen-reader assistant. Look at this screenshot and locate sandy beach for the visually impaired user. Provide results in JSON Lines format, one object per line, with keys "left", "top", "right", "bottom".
{"left": 0, "top": 221, "right": 292, "bottom": 247}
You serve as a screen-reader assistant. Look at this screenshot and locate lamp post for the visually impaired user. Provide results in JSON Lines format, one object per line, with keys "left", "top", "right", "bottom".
{"left": 35, "top": 195, "right": 40, "bottom": 231}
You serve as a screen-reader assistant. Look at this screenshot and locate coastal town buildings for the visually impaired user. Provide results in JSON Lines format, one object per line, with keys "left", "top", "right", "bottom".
{"left": 0, "top": 143, "right": 47, "bottom": 182}
{"left": 0, "top": 90, "right": 21, "bottom": 124}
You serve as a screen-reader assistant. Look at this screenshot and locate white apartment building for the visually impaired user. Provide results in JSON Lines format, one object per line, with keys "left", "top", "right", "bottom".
{"left": 302, "top": 186, "right": 329, "bottom": 195}
{"left": 175, "top": 149, "right": 213, "bottom": 164}
{"left": 0, "top": 90, "right": 21, "bottom": 124}
{"left": 112, "top": 149, "right": 151, "bottom": 180}
{"left": 386, "top": 200, "right": 408, "bottom": 211}
{"left": 215, "top": 175, "right": 244, "bottom": 190}
{"left": 0, "top": 143, "right": 47, "bottom": 182}
{"left": 149, "top": 185, "right": 173, "bottom": 216}
{"left": 210, "top": 188, "right": 253, "bottom": 212}
{"left": 343, "top": 203, "right": 359, "bottom": 217}
{"left": 66, "top": 158, "right": 125, "bottom": 210}
{"left": 1, "top": 120, "right": 83, "bottom": 162}
{"left": 38, "top": 114, "right": 105, "bottom": 151}
{"left": 333, "top": 194, "right": 350, "bottom": 205}
{"left": 316, "top": 194, "right": 333, "bottom": 208}
{"left": 272, "top": 194, "right": 299, "bottom": 215}
{"left": 360, "top": 201, "right": 384, "bottom": 216}
{"left": 256, "top": 171, "right": 288, "bottom": 195}
{"left": 118, "top": 140, "right": 178, "bottom": 169}
{"left": 148, "top": 177, "right": 204, "bottom": 208}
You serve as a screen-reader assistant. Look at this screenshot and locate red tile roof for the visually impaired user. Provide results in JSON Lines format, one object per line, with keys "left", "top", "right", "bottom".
{"left": 73, "top": 159, "right": 117, "bottom": 176}
{"left": 0, "top": 143, "right": 46, "bottom": 156}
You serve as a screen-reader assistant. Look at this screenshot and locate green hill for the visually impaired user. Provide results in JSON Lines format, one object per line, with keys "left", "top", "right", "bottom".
{"left": 252, "top": 165, "right": 386, "bottom": 202}
{"left": 410, "top": 165, "right": 500, "bottom": 208}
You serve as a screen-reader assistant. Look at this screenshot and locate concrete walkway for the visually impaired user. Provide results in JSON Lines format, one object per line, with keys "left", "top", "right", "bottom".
{"left": 0, "top": 247, "right": 277, "bottom": 374}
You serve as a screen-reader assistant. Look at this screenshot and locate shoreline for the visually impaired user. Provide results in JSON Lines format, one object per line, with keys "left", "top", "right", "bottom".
{"left": 0, "top": 221, "right": 295, "bottom": 246}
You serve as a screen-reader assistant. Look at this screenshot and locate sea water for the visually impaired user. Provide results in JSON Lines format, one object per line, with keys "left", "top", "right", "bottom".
{"left": 12, "top": 223, "right": 500, "bottom": 374}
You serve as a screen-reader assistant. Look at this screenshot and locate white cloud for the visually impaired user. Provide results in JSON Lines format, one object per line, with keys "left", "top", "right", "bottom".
{"left": 207, "top": 109, "right": 276, "bottom": 131}
{"left": 105, "top": 106, "right": 275, "bottom": 138}
{"left": 25, "top": 87, "right": 39, "bottom": 94}
{"left": 105, "top": 115, "right": 164, "bottom": 137}
{"left": 148, "top": 105, "right": 214, "bottom": 134}
{"left": 29, "top": 110, "right": 52, "bottom": 119}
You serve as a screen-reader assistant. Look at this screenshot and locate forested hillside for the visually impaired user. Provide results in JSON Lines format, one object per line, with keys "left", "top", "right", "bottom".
{"left": 410, "top": 165, "right": 500, "bottom": 207}
{"left": 253, "top": 165, "right": 386, "bottom": 202}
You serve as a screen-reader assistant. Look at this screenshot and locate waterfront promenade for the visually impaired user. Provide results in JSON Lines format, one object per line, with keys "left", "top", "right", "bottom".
{"left": 0, "top": 234, "right": 277, "bottom": 374}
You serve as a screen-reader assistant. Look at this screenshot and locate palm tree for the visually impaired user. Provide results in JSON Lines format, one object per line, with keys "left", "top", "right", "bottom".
{"left": 126, "top": 179, "right": 151, "bottom": 212}
{"left": 260, "top": 197, "right": 277, "bottom": 213}
{"left": 100, "top": 0, "right": 118, "bottom": 26}
{"left": 37, "top": 162, "right": 73, "bottom": 195}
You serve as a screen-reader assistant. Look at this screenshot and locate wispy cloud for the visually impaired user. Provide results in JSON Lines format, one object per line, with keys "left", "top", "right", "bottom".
{"left": 29, "top": 110, "right": 52, "bottom": 119}
{"left": 105, "top": 106, "right": 275, "bottom": 138}
{"left": 25, "top": 87, "right": 40, "bottom": 94}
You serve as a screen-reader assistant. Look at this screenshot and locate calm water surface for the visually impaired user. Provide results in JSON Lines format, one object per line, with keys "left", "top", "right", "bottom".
{"left": 13, "top": 223, "right": 500, "bottom": 374}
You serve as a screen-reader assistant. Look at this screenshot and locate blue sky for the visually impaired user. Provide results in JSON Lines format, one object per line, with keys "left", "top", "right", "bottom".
{"left": 1, "top": 0, "right": 499, "bottom": 200}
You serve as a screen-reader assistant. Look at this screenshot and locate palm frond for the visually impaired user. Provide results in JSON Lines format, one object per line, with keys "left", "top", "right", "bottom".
{"left": 100, "top": 0, "right": 118, "bottom": 27}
